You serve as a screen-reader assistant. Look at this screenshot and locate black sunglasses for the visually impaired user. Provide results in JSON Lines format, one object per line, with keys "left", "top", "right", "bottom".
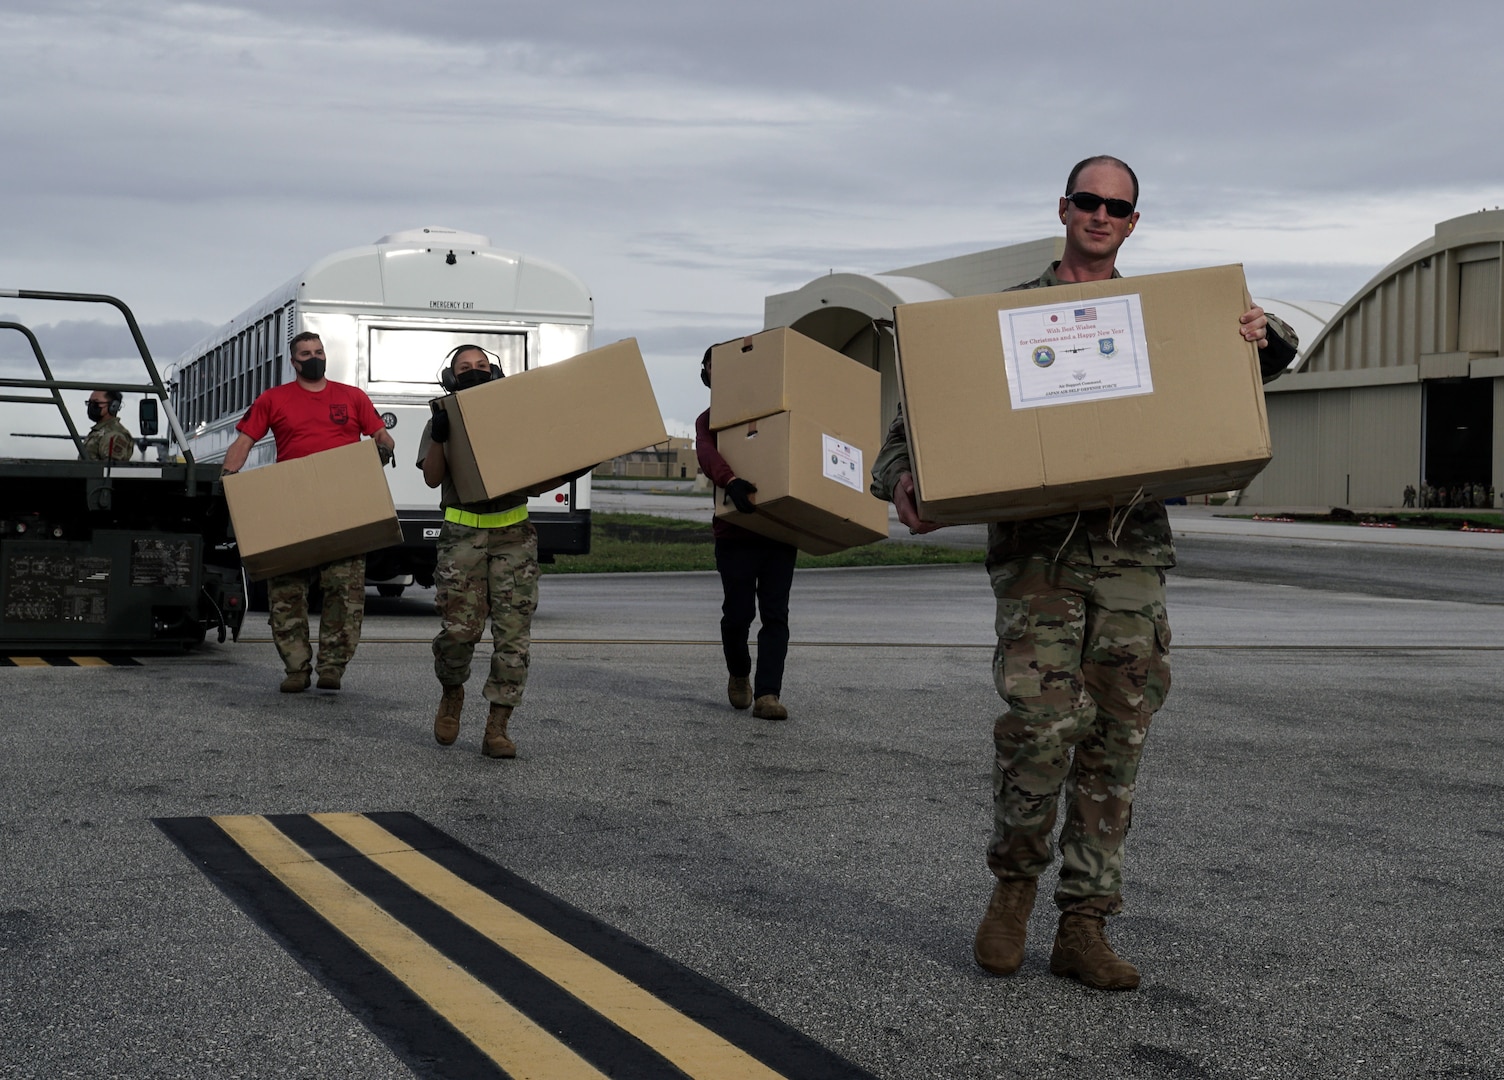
{"left": 1064, "top": 191, "right": 1135, "bottom": 219}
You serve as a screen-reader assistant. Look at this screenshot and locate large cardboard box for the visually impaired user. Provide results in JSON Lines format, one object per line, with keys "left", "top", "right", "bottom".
{"left": 442, "top": 338, "right": 668, "bottom": 504}
{"left": 713, "top": 412, "right": 889, "bottom": 555}
{"left": 708, "top": 328, "right": 888, "bottom": 554}
{"left": 708, "top": 327, "right": 876, "bottom": 434}
{"left": 893, "top": 264, "right": 1272, "bottom": 523}
{"left": 224, "top": 439, "right": 402, "bottom": 581}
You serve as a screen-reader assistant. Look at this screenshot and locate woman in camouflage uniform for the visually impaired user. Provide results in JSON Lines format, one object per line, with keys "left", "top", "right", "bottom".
{"left": 417, "top": 346, "right": 540, "bottom": 759}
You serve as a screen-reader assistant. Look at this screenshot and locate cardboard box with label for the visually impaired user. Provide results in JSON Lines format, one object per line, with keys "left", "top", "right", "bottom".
{"left": 893, "top": 264, "right": 1272, "bottom": 523}
{"left": 709, "top": 328, "right": 889, "bottom": 554}
{"left": 225, "top": 439, "right": 403, "bottom": 581}
{"left": 442, "top": 338, "right": 669, "bottom": 504}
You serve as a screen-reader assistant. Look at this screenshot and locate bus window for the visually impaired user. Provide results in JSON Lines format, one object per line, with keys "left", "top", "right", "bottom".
{"left": 368, "top": 328, "right": 528, "bottom": 384}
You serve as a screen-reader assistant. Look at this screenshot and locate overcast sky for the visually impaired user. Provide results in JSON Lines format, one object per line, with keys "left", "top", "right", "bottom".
{"left": 3, "top": 0, "right": 1501, "bottom": 454}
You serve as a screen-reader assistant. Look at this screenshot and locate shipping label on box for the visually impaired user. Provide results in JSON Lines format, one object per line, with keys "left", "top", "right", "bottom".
{"left": 713, "top": 412, "right": 888, "bottom": 555}
{"left": 443, "top": 338, "right": 669, "bottom": 504}
{"left": 224, "top": 440, "right": 402, "bottom": 581}
{"left": 821, "top": 434, "right": 864, "bottom": 492}
{"left": 999, "top": 293, "right": 1153, "bottom": 407}
{"left": 893, "top": 264, "right": 1271, "bottom": 524}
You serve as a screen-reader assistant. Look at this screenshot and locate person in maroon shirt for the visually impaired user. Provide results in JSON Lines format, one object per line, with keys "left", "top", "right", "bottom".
{"left": 694, "top": 347, "right": 797, "bottom": 721}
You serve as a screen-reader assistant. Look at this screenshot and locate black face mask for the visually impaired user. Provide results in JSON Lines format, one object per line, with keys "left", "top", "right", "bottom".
{"left": 454, "top": 368, "right": 495, "bottom": 391}
{"left": 295, "top": 357, "right": 326, "bottom": 382}
{"left": 87, "top": 403, "right": 106, "bottom": 423}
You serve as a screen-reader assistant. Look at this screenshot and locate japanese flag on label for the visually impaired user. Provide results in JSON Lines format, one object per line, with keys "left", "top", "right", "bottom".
{"left": 822, "top": 434, "right": 863, "bottom": 491}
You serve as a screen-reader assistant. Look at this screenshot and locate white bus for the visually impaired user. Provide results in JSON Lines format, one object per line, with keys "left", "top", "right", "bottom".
{"left": 167, "top": 227, "right": 594, "bottom": 598}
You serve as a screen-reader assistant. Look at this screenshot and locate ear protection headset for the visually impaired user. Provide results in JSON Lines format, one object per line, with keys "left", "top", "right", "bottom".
{"left": 104, "top": 389, "right": 123, "bottom": 415}
{"left": 438, "top": 344, "right": 504, "bottom": 392}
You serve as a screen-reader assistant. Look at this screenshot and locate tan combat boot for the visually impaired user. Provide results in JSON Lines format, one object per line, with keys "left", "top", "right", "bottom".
{"left": 751, "top": 694, "right": 788, "bottom": 720}
{"left": 972, "top": 877, "right": 1037, "bottom": 975}
{"left": 433, "top": 684, "right": 464, "bottom": 746}
{"left": 727, "top": 676, "right": 753, "bottom": 710}
{"left": 316, "top": 670, "right": 342, "bottom": 691}
{"left": 1049, "top": 912, "right": 1140, "bottom": 990}
{"left": 482, "top": 704, "right": 517, "bottom": 759}
{"left": 280, "top": 670, "right": 310, "bottom": 694}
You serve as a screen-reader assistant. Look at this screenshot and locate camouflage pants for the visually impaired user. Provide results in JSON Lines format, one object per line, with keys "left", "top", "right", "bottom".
{"left": 987, "top": 557, "right": 1171, "bottom": 915}
{"left": 268, "top": 554, "right": 366, "bottom": 678}
{"left": 432, "top": 520, "right": 539, "bottom": 707}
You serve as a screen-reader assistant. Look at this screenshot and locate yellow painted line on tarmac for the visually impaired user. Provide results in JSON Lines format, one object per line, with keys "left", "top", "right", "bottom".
{"left": 10, "top": 657, "right": 49, "bottom": 667}
{"left": 314, "top": 812, "right": 788, "bottom": 1080}
{"left": 211, "top": 814, "right": 611, "bottom": 1080}
{"left": 69, "top": 656, "right": 112, "bottom": 667}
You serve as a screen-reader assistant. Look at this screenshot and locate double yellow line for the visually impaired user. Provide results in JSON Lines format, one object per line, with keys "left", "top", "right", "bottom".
{"left": 213, "top": 813, "right": 789, "bottom": 1079}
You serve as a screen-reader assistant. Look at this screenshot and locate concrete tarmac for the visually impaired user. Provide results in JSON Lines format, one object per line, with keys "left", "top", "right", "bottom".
{"left": 2, "top": 520, "right": 1502, "bottom": 1078}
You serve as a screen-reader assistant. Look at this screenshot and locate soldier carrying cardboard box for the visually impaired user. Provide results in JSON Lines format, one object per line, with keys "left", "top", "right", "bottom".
{"left": 872, "top": 155, "right": 1297, "bottom": 991}
{"left": 418, "top": 345, "right": 540, "bottom": 759}
{"left": 222, "top": 332, "right": 397, "bottom": 694}
{"left": 695, "top": 346, "right": 797, "bottom": 722}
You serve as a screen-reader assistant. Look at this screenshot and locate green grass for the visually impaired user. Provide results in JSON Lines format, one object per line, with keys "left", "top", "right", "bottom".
{"left": 541, "top": 512, "right": 985, "bottom": 574}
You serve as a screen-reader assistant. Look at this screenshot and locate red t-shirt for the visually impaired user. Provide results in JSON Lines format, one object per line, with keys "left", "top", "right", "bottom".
{"left": 236, "top": 380, "right": 384, "bottom": 462}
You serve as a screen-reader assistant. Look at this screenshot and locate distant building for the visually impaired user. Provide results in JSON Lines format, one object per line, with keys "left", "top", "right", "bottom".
{"left": 1242, "top": 209, "right": 1504, "bottom": 508}
{"left": 595, "top": 436, "right": 697, "bottom": 480}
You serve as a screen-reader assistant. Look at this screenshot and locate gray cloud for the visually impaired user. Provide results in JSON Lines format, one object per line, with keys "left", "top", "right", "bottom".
{"left": 0, "top": 317, "right": 216, "bottom": 368}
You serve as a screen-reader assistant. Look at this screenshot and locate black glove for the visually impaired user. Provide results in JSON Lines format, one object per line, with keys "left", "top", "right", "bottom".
{"left": 725, "top": 477, "right": 757, "bottom": 514}
{"left": 378, "top": 442, "right": 395, "bottom": 468}
{"left": 430, "top": 407, "right": 450, "bottom": 444}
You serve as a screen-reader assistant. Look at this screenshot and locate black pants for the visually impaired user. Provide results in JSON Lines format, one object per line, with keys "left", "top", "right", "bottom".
{"left": 715, "top": 535, "right": 798, "bottom": 698}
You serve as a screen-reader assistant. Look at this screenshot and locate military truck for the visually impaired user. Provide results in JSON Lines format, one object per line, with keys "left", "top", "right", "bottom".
{"left": 0, "top": 289, "right": 245, "bottom": 651}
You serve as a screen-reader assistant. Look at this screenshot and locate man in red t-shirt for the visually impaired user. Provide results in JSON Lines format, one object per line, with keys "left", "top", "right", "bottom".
{"left": 222, "top": 332, "right": 396, "bottom": 693}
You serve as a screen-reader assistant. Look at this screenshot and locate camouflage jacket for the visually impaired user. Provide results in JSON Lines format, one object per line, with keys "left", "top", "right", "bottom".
{"left": 871, "top": 262, "right": 1297, "bottom": 569}
{"left": 82, "top": 416, "right": 134, "bottom": 462}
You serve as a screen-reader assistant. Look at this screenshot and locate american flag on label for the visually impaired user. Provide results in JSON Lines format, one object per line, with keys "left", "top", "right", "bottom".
{"left": 1074, "top": 307, "right": 1097, "bottom": 323}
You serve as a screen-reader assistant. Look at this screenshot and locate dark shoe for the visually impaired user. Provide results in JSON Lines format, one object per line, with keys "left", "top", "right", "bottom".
{"left": 751, "top": 694, "right": 788, "bottom": 721}
{"left": 482, "top": 704, "right": 517, "bottom": 759}
{"left": 434, "top": 684, "right": 464, "bottom": 746}
{"left": 1049, "top": 912, "right": 1140, "bottom": 990}
{"left": 727, "top": 676, "right": 753, "bottom": 710}
{"left": 280, "top": 671, "right": 310, "bottom": 694}
{"left": 316, "top": 671, "right": 341, "bottom": 691}
{"left": 973, "top": 877, "right": 1037, "bottom": 975}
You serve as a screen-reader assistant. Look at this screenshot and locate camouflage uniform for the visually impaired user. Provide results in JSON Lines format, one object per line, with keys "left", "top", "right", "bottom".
{"left": 269, "top": 555, "right": 366, "bottom": 681}
{"left": 418, "top": 419, "right": 539, "bottom": 707}
{"left": 82, "top": 416, "right": 134, "bottom": 462}
{"left": 873, "top": 262, "right": 1295, "bottom": 915}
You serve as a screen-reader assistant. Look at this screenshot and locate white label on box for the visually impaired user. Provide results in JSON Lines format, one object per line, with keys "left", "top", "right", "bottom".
{"left": 822, "top": 434, "right": 864, "bottom": 491}
{"left": 998, "top": 292, "right": 1153, "bottom": 409}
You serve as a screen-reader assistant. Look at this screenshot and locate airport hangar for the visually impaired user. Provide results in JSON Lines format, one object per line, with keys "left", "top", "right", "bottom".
{"left": 763, "top": 210, "right": 1504, "bottom": 511}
